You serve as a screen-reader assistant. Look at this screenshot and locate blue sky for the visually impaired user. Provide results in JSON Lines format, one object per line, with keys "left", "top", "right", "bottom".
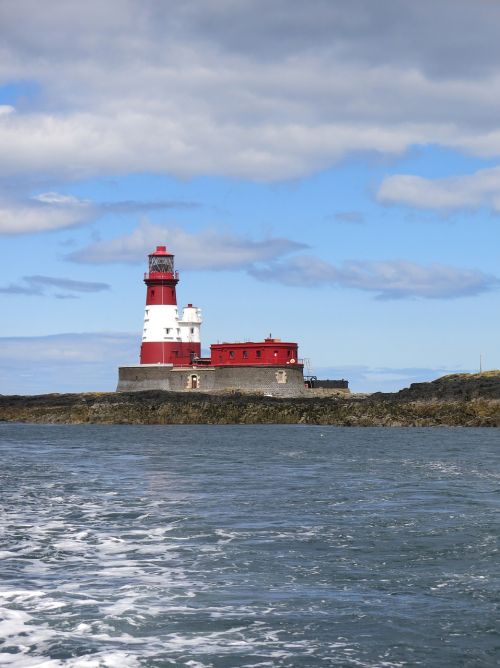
{"left": 0, "top": 0, "right": 499, "bottom": 394}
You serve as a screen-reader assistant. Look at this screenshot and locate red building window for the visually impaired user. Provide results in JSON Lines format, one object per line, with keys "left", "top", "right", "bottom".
{"left": 229, "top": 351, "right": 235, "bottom": 359}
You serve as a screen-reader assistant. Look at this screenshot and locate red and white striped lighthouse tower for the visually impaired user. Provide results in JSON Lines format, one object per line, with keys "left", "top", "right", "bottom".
{"left": 140, "top": 245, "right": 202, "bottom": 366}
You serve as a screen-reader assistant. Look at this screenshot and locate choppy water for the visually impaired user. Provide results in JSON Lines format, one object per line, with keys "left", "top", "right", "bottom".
{"left": 0, "top": 425, "right": 499, "bottom": 667}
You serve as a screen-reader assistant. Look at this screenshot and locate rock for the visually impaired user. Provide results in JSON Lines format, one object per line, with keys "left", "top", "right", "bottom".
{"left": 0, "top": 373, "right": 499, "bottom": 426}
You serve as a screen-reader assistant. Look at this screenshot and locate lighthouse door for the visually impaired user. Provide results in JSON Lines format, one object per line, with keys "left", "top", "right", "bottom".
{"left": 190, "top": 374, "right": 198, "bottom": 389}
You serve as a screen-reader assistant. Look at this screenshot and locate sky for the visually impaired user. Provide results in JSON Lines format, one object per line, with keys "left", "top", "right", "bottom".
{"left": 0, "top": 0, "right": 499, "bottom": 394}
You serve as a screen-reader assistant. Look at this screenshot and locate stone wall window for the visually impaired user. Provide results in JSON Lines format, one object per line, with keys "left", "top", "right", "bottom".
{"left": 276, "top": 370, "right": 287, "bottom": 384}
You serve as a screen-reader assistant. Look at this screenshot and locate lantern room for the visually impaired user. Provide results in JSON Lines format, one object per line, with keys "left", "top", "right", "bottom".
{"left": 146, "top": 245, "right": 176, "bottom": 279}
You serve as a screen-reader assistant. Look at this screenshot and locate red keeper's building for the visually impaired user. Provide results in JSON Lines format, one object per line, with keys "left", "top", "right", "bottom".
{"left": 210, "top": 340, "right": 298, "bottom": 367}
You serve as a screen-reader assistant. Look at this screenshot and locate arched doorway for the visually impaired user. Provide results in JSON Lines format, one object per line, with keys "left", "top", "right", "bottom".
{"left": 190, "top": 374, "right": 199, "bottom": 389}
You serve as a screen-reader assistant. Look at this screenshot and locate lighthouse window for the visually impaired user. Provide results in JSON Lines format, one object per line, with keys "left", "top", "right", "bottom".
{"left": 242, "top": 350, "right": 248, "bottom": 359}
{"left": 256, "top": 350, "right": 262, "bottom": 358}
{"left": 165, "top": 328, "right": 171, "bottom": 335}
{"left": 229, "top": 351, "right": 235, "bottom": 359}
{"left": 190, "top": 327, "right": 194, "bottom": 334}
{"left": 151, "top": 289, "right": 155, "bottom": 296}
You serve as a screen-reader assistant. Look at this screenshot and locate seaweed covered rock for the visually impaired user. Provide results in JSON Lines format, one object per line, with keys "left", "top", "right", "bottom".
{"left": 0, "top": 373, "right": 499, "bottom": 427}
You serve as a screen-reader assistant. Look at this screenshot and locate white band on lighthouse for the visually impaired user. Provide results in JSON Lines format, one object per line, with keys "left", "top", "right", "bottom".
{"left": 142, "top": 305, "right": 202, "bottom": 343}
{"left": 143, "top": 305, "right": 180, "bottom": 342}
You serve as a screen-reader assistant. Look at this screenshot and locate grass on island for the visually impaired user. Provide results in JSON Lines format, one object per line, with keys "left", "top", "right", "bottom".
{"left": 439, "top": 370, "right": 500, "bottom": 381}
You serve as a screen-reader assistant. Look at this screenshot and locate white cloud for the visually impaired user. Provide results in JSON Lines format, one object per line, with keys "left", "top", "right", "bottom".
{"left": 1, "top": 2, "right": 500, "bottom": 181}
{"left": 0, "top": 193, "right": 95, "bottom": 234}
{"left": 33, "top": 192, "right": 86, "bottom": 205}
{"left": 0, "top": 105, "right": 432, "bottom": 182}
{"left": 68, "top": 220, "right": 307, "bottom": 269}
{"left": 0, "top": 192, "right": 199, "bottom": 234}
{"left": 378, "top": 166, "right": 500, "bottom": 211}
{"left": 68, "top": 221, "right": 499, "bottom": 298}
{"left": 0, "top": 274, "right": 110, "bottom": 297}
{"left": 249, "top": 256, "right": 499, "bottom": 299}
{"left": 0, "top": 332, "right": 138, "bottom": 394}
{"left": 0, "top": 332, "right": 134, "bottom": 364}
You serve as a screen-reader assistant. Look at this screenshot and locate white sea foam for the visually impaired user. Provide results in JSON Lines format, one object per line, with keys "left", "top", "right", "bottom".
{"left": 0, "top": 651, "right": 142, "bottom": 668}
{"left": 0, "top": 608, "right": 32, "bottom": 639}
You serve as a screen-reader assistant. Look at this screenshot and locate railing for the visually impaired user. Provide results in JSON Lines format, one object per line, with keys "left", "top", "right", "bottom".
{"left": 143, "top": 270, "right": 180, "bottom": 280}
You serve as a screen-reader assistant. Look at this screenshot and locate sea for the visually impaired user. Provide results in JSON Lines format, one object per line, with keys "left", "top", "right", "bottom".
{"left": 0, "top": 424, "right": 498, "bottom": 668}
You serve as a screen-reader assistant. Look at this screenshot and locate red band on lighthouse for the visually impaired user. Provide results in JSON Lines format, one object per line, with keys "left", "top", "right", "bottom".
{"left": 145, "top": 284, "right": 178, "bottom": 306}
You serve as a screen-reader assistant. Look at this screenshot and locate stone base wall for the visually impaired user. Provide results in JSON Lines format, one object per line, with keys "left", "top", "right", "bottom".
{"left": 212, "top": 365, "right": 305, "bottom": 397}
{"left": 117, "top": 364, "right": 306, "bottom": 397}
{"left": 117, "top": 365, "right": 174, "bottom": 392}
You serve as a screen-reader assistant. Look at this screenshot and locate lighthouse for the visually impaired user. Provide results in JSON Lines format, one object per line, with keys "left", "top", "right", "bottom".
{"left": 118, "top": 243, "right": 314, "bottom": 396}
{"left": 140, "top": 245, "right": 202, "bottom": 366}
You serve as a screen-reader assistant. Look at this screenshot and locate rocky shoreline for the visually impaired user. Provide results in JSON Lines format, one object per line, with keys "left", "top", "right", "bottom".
{"left": 1, "top": 372, "right": 499, "bottom": 427}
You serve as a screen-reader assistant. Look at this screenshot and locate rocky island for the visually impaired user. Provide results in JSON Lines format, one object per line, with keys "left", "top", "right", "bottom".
{"left": 0, "top": 372, "right": 499, "bottom": 426}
